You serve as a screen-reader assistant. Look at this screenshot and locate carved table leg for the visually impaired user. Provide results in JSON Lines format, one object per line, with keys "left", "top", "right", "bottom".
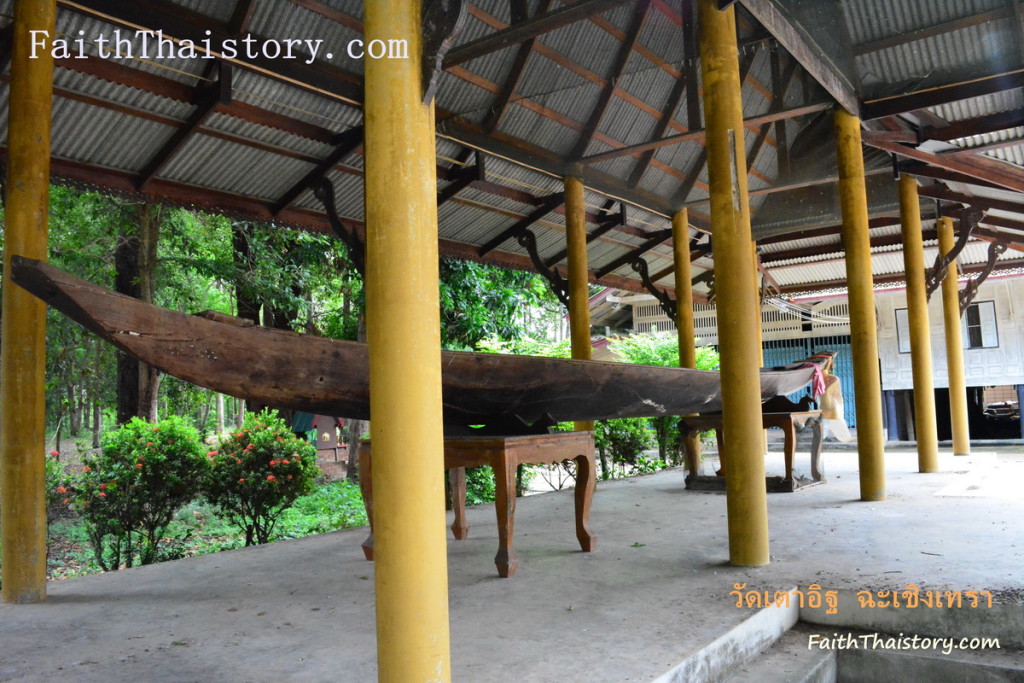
{"left": 574, "top": 453, "right": 596, "bottom": 552}
{"left": 492, "top": 452, "right": 518, "bottom": 578}
{"left": 358, "top": 443, "right": 374, "bottom": 561}
{"left": 449, "top": 466, "right": 468, "bottom": 540}
{"left": 809, "top": 418, "right": 825, "bottom": 482}
{"left": 681, "top": 422, "right": 700, "bottom": 480}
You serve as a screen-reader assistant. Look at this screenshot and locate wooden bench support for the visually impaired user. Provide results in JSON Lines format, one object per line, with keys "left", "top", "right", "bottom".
{"left": 358, "top": 431, "right": 596, "bottom": 577}
{"left": 681, "top": 409, "right": 825, "bottom": 492}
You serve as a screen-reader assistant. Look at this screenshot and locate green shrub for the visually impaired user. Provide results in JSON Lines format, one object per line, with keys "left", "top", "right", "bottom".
{"left": 595, "top": 418, "right": 655, "bottom": 468}
{"left": 273, "top": 480, "right": 368, "bottom": 538}
{"left": 464, "top": 466, "right": 496, "bottom": 506}
{"left": 68, "top": 416, "right": 208, "bottom": 570}
{"left": 203, "top": 410, "right": 319, "bottom": 545}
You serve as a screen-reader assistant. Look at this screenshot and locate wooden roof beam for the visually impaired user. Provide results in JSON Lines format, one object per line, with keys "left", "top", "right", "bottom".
{"left": 137, "top": 63, "right": 232, "bottom": 191}
{"left": 865, "top": 132, "right": 1024, "bottom": 193}
{"left": 594, "top": 229, "right": 674, "bottom": 279}
{"left": 272, "top": 126, "right": 364, "bottom": 216}
{"left": 570, "top": 0, "right": 651, "bottom": 160}
{"left": 852, "top": 7, "right": 1011, "bottom": 56}
{"left": 861, "top": 71, "right": 1024, "bottom": 121}
{"left": 917, "top": 184, "right": 1024, "bottom": 216}
{"left": 777, "top": 258, "right": 1024, "bottom": 295}
{"left": 477, "top": 194, "right": 565, "bottom": 256}
{"left": 443, "top": 0, "right": 633, "bottom": 68}
{"left": 482, "top": 0, "right": 552, "bottom": 135}
{"left": 581, "top": 100, "right": 830, "bottom": 164}
{"left": 738, "top": 0, "right": 859, "bottom": 114}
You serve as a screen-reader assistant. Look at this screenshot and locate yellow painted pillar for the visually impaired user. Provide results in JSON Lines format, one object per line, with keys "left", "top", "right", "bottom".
{"left": 673, "top": 210, "right": 701, "bottom": 474}
{"left": 938, "top": 216, "right": 971, "bottom": 455}
{"left": 834, "top": 110, "right": 886, "bottom": 501}
{"left": 699, "top": 0, "right": 768, "bottom": 566}
{"left": 899, "top": 174, "right": 939, "bottom": 472}
{"left": 1, "top": 0, "right": 56, "bottom": 604}
{"left": 363, "top": 1, "right": 450, "bottom": 679}
{"left": 565, "top": 175, "right": 593, "bottom": 432}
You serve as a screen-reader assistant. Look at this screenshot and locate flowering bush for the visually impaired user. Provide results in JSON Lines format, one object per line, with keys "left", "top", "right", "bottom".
{"left": 203, "top": 410, "right": 318, "bottom": 546}
{"left": 68, "top": 416, "right": 207, "bottom": 570}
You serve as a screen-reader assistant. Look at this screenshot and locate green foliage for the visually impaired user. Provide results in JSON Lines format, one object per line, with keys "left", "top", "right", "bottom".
{"left": 45, "top": 452, "right": 69, "bottom": 521}
{"left": 67, "top": 416, "right": 208, "bottom": 571}
{"left": 610, "top": 331, "right": 721, "bottom": 466}
{"left": 439, "top": 260, "right": 563, "bottom": 350}
{"left": 463, "top": 466, "right": 497, "bottom": 506}
{"left": 595, "top": 417, "right": 655, "bottom": 466}
{"left": 272, "top": 480, "right": 368, "bottom": 538}
{"left": 203, "top": 410, "right": 319, "bottom": 546}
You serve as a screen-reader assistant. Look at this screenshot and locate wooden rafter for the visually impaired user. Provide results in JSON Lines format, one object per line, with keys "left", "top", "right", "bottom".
{"left": 594, "top": 229, "right": 673, "bottom": 278}
{"left": 761, "top": 228, "right": 938, "bottom": 268}
{"left": 482, "top": 0, "right": 552, "bottom": 134}
{"left": 898, "top": 162, "right": 1008, "bottom": 192}
{"left": 581, "top": 101, "right": 828, "bottom": 165}
{"left": 137, "top": 62, "right": 232, "bottom": 191}
{"left": 776, "top": 257, "right": 1024, "bottom": 295}
{"left": 738, "top": 0, "right": 859, "bottom": 115}
{"left": 443, "top": 0, "right": 632, "bottom": 68}
{"left": 544, "top": 200, "right": 622, "bottom": 267}
{"left": 852, "top": 7, "right": 1011, "bottom": 56}
{"left": 570, "top": 0, "right": 651, "bottom": 160}
{"left": 861, "top": 71, "right": 1024, "bottom": 121}
{"left": 865, "top": 132, "right": 1024, "bottom": 193}
{"left": 273, "top": 126, "right": 364, "bottom": 216}
{"left": 477, "top": 194, "right": 565, "bottom": 256}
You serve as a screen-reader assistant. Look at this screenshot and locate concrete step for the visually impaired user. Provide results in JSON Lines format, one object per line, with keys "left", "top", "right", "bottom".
{"left": 653, "top": 589, "right": 800, "bottom": 683}
{"left": 724, "top": 625, "right": 836, "bottom": 683}
{"left": 836, "top": 634, "right": 1024, "bottom": 682}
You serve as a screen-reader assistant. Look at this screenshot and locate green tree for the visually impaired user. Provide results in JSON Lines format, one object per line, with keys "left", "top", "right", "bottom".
{"left": 611, "top": 331, "right": 720, "bottom": 466}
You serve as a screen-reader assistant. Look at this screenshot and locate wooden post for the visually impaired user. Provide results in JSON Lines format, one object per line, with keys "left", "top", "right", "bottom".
{"left": 1, "top": 0, "right": 57, "bottom": 604}
{"left": 565, "top": 175, "right": 593, "bottom": 432}
{"left": 834, "top": 110, "right": 886, "bottom": 501}
{"left": 698, "top": 0, "right": 769, "bottom": 566}
{"left": 938, "top": 216, "right": 971, "bottom": 455}
{"left": 673, "top": 209, "right": 701, "bottom": 474}
{"left": 899, "top": 174, "right": 939, "bottom": 473}
{"left": 363, "top": 1, "right": 451, "bottom": 679}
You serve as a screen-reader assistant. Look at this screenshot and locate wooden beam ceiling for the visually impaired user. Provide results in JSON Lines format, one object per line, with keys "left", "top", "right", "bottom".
{"left": 861, "top": 71, "right": 1024, "bottom": 121}
{"left": 443, "top": 0, "right": 633, "bottom": 68}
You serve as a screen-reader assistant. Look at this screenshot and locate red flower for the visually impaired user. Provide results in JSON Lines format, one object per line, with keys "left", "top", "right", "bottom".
{"left": 235, "top": 432, "right": 243, "bottom": 438}
{"left": 235, "top": 458, "right": 242, "bottom": 465}
{"left": 82, "top": 466, "right": 91, "bottom": 472}
{"left": 206, "top": 450, "right": 218, "bottom": 457}
{"left": 269, "top": 459, "right": 278, "bottom": 467}
{"left": 99, "top": 484, "right": 107, "bottom": 490}
{"left": 62, "top": 497, "right": 70, "bottom": 505}
{"left": 49, "top": 450, "right": 59, "bottom": 457}
{"left": 266, "top": 475, "right": 276, "bottom": 482}
{"left": 286, "top": 475, "right": 293, "bottom": 480}
{"left": 57, "top": 486, "right": 67, "bottom": 494}
{"left": 98, "top": 492, "right": 107, "bottom": 498}
{"left": 136, "top": 463, "right": 144, "bottom": 469}
{"left": 146, "top": 441, "right": 153, "bottom": 447}
{"left": 238, "top": 478, "right": 246, "bottom": 483}
{"left": 282, "top": 459, "right": 290, "bottom": 465}
{"left": 152, "top": 426, "right": 159, "bottom": 432}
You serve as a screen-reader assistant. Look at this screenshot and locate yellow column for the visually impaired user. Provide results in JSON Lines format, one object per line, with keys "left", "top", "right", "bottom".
{"left": 363, "top": 1, "right": 450, "bottom": 679}
{"left": 938, "top": 216, "right": 971, "bottom": 455}
{"left": 899, "top": 174, "right": 939, "bottom": 472}
{"left": 699, "top": 0, "right": 768, "bottom": 566}
{"left": 834, "top": 110, "right": 886, "bottom": 501}
{"left": 673, "top": 210, "right": 701, "bottom": 474}
{"left": 1, "top": 0, "right": 56, "bottom": 604}
{"left": 565, "top": 175, "right": 593, "bottom": 432}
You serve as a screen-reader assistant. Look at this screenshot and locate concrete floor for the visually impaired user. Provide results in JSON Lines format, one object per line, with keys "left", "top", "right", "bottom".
{"left": 2, "top": 445, "right": 1022, "bottom": 682}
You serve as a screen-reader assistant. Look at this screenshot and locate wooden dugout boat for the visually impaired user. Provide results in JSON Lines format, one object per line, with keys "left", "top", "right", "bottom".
{"left": 12, "top": 256, "right": 832, "bottom": 434}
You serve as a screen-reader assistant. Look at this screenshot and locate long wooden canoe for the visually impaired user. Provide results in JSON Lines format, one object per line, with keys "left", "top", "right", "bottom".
{"left": 12, "top": 256, "right": 832, "bottom": 434}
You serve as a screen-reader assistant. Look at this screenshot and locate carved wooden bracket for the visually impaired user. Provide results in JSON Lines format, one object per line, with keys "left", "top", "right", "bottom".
{"left": 517, "top": 229, "right": 570, "bottom": 308}
{"left": 631, "top": 257, "right": 677, "bottom": 321}
{"left": 959, "top": 240, "right": 1008, "bottom": 315}
{"left": 925, "top": 206, "right": 980, "bottom": 301}
{"left": 422, "top": 0, "right": 467, "bottom": 104}
{"left": 313, "top": 177, "right": 366, "bottom": 276}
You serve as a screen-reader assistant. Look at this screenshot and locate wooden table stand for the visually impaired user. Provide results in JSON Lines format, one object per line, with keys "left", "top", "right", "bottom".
{"left": 358, "top": 431, "right": 596, "bottom": 577}
{"left": 681, "top": 396, "right": 825, "bottom": 492}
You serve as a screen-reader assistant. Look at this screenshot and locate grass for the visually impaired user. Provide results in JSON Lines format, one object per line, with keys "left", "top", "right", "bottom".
{"left": 41, "top": 478, "right": 369, "bottom": 581}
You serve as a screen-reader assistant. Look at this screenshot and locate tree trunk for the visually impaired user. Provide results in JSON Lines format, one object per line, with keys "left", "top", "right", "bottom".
{"left": 216, "top": 393, "right": 225, "bottom": 433}
{"left": 69, "top": 383, "right": 82, "bottom": 436}
{"left": 115, "top": 204, "right": 162, "bottom": 423}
